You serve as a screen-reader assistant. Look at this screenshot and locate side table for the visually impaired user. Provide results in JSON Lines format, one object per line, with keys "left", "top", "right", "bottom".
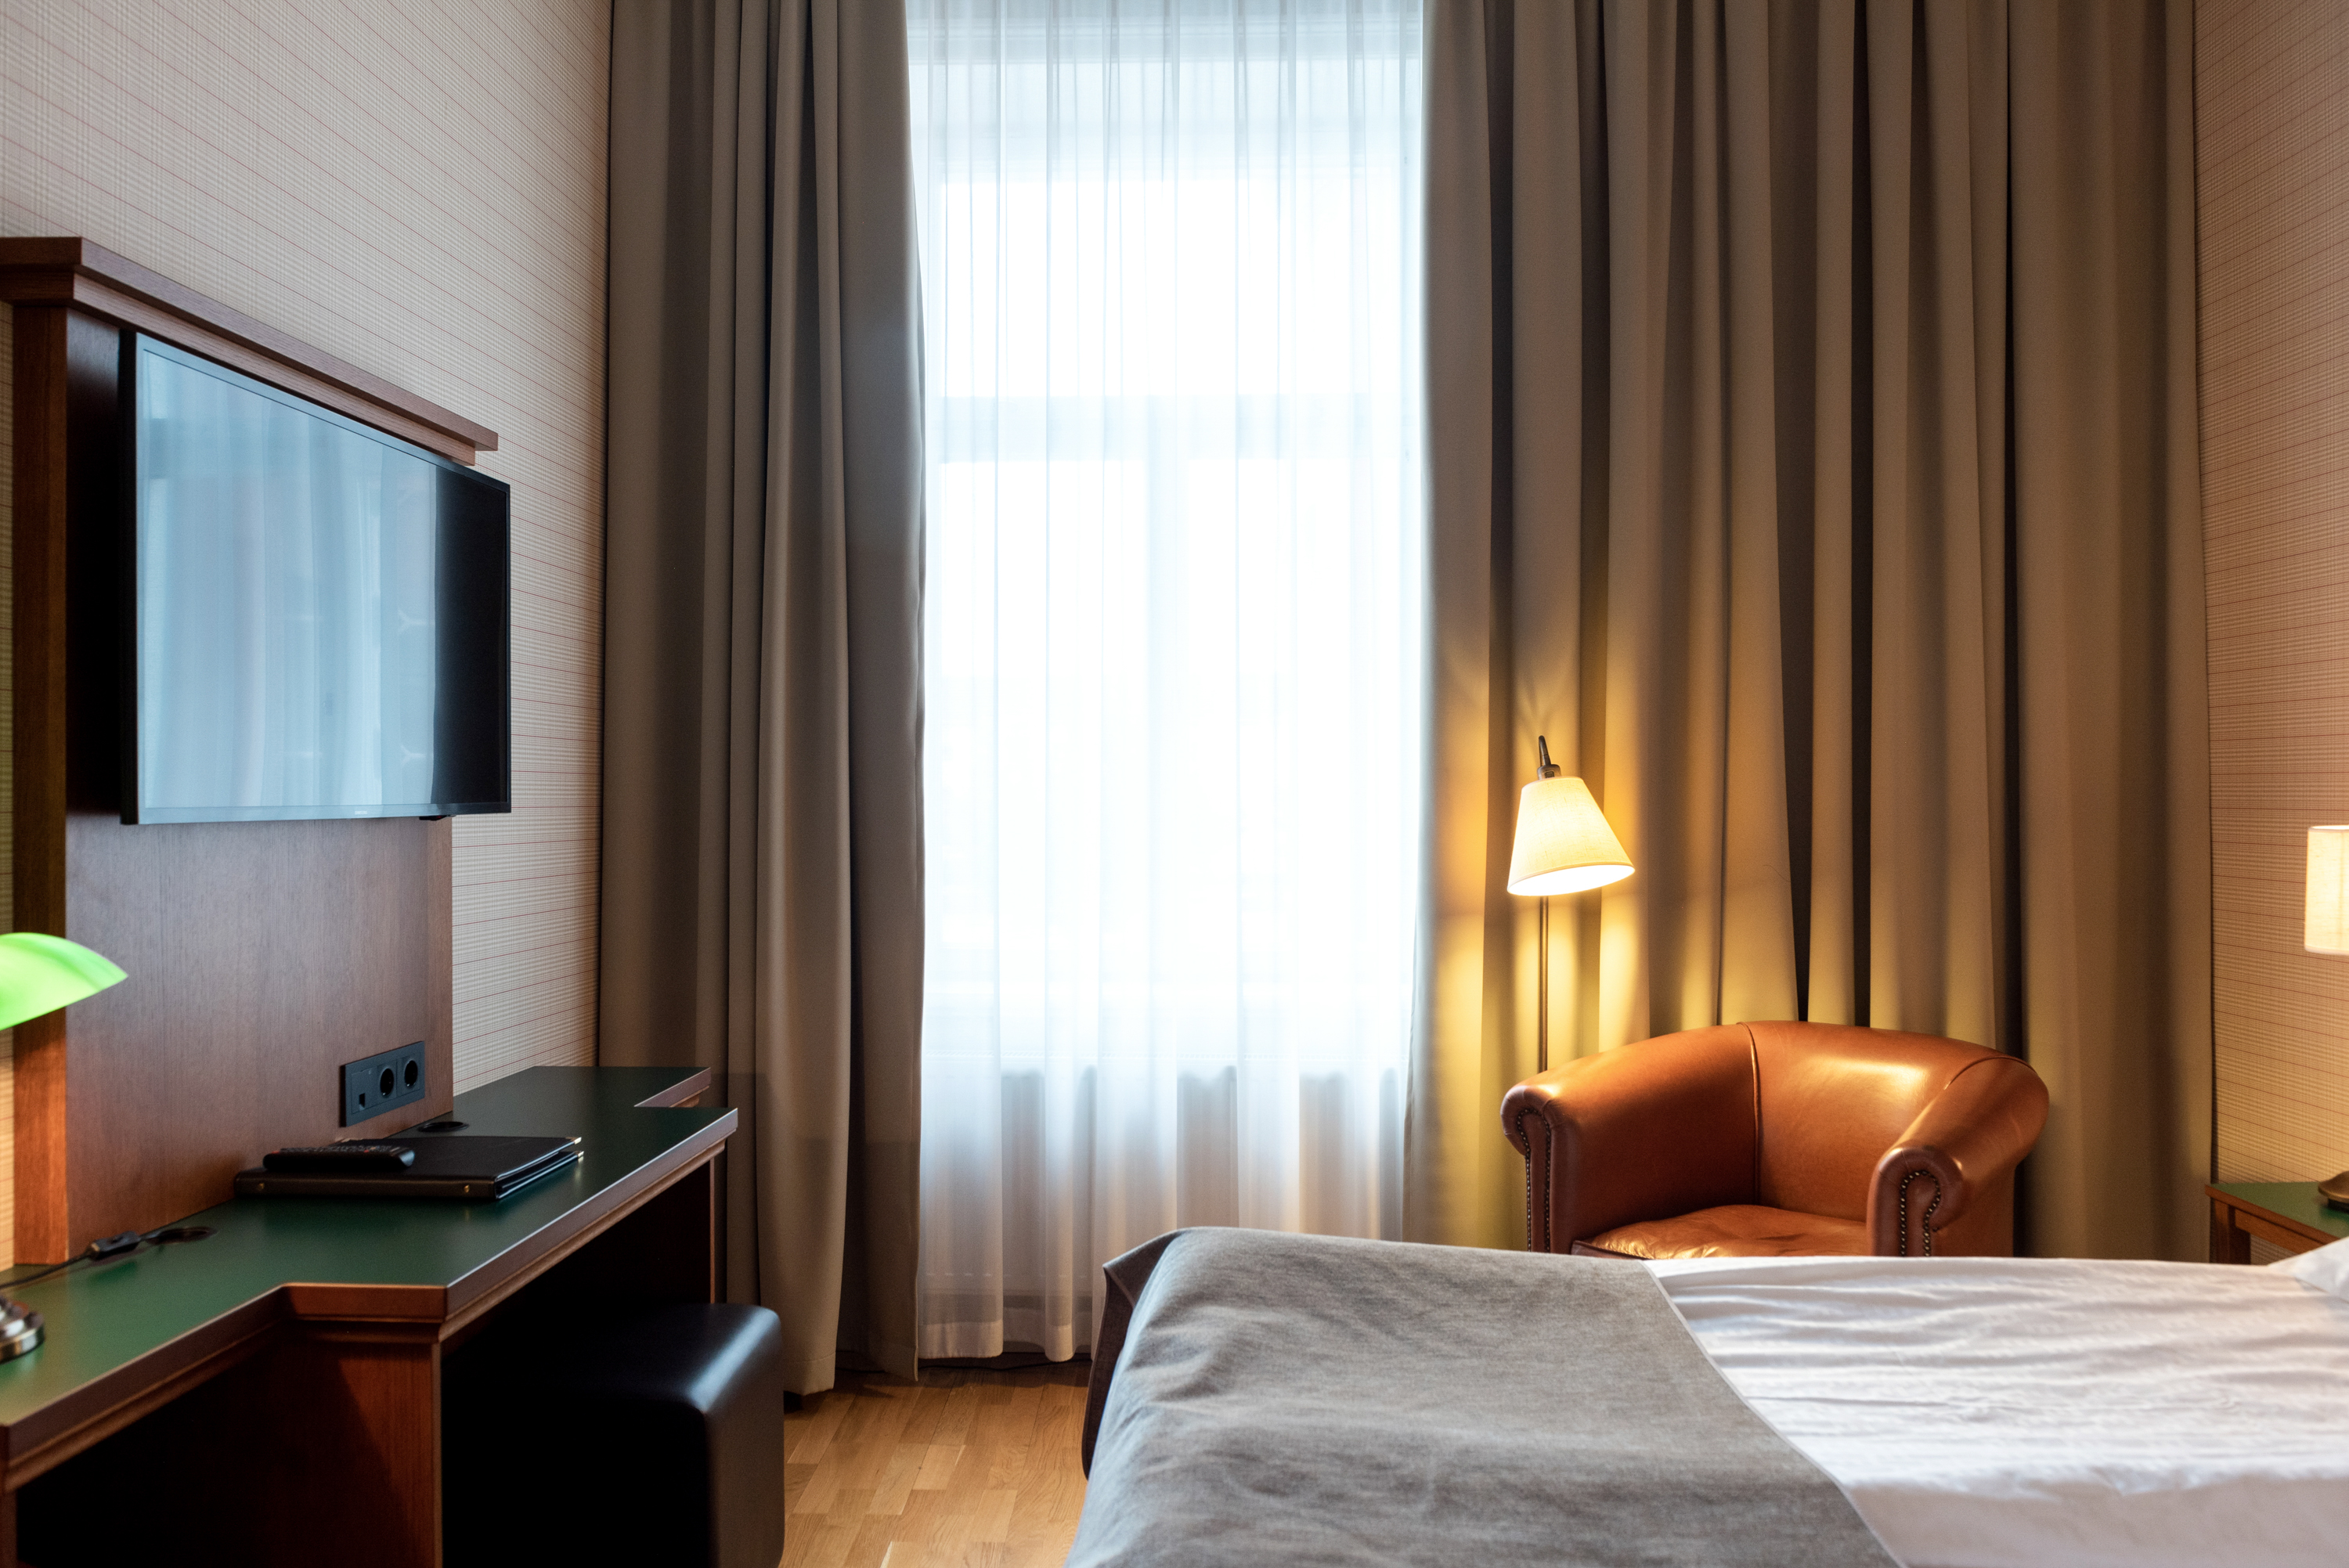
{"left": 2206, "top": 1181, "right": 2349, "bottom": 1263}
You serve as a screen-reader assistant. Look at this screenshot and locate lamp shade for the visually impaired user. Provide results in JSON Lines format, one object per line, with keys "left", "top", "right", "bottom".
{"left": 0, "top": 933, "right": 126, "bottom": 1033}
{"left": 2309, "top": 827, "right": 2349, "bottom": 956}
{"left": 1507, "top": 776, "right": 1633, "bottom": 896}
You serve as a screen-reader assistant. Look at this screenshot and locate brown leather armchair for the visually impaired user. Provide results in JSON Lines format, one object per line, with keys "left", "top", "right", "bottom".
{"left": 1501, "top": 1022, "right": 2048, "bottom": 1259}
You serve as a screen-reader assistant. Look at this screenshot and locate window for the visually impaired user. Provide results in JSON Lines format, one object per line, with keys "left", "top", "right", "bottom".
{"left": 911, "top": 0, "right": 1424, "bottom": 1359}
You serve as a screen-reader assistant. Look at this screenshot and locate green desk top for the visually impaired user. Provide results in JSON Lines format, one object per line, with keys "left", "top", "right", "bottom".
{"left": 0, "top": 1065, "right": 731, "bottom": 1453}
{"left": 2212, "top": 1181, "right": 2349, "bottom": 1242}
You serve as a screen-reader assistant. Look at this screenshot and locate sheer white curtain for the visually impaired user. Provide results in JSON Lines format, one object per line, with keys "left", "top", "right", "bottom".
{"left": 909, "top": 0, "right": 1424, "bottom": 1361}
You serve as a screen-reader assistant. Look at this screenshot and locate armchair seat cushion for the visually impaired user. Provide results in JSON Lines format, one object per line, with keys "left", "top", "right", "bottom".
{"left": 1579, "top": 1204, "right": 1870, "bottom": 1260}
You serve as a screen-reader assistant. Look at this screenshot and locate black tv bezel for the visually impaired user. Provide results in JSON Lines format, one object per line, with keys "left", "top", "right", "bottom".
{"left": 119, "top": 331, "right": 513, "bottom": 826}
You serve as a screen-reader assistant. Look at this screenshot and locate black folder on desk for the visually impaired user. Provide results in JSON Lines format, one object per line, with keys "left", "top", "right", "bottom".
{"left": 233, "top": 1135, "right": 582, "bottom": 1200}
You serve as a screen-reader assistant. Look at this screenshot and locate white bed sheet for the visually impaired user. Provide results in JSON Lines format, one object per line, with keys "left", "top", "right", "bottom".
{"left": 1647, "top": 1254, "right": 2349, "bottom": 1568}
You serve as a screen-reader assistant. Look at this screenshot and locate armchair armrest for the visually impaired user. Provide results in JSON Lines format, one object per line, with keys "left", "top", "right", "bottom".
{"left": 1867, "top": 1055, "right": 2049, "bottom": 1256}
{"left": 1500, "top": 1026, "right": 1757, "bottom": 1252}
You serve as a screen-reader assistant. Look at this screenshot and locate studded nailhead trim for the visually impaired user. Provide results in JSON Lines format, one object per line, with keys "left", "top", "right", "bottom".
{"left": 1516, "top": 1110, "right": 1547, "bottom": 1252}
{"left": 1896, "top": 1168, "right": 1943, "bottom": 1257}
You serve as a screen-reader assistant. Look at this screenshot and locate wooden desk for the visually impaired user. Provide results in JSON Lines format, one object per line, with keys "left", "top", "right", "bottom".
{"left": 0, "top": 1065, "right": 733, "bottom": 1567}
{"left": 2206, "top": 1181, "right": 2349, "bottom": 1263}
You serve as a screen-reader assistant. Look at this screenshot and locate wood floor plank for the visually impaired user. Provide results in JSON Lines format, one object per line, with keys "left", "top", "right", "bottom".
{"left": 900, "top": 1390, "right": 950, "bottom": 1446}
{"left": 855, "top": 1510, "right": 921, "bottom": 1566}
{"left": 986, "top": 1441, "right": 1031, "bottom": 1491}
{"left": 931, "top": 1384, "right": 984, "bottom": 1446}
{"left": 786, "top": 1365, "right": 1091, "bottom": 1568}
{"left": 869, "top": 1441, "right": 929, "bottom": 1516}
{"left": 970, "top": 1490, "right": 1017, "bottom": 1544}
{"left": 915, "top": 1441, "right": 967, "bottom": 1491}
{"left": 782, "top": 1513, "right": 864, "bottom": 1568}
{"left": 789, "top": 1386, "right": 853, "bottom": 1463}
{"left": 793, "top": 1458, "right": 848, "bottom": 1518}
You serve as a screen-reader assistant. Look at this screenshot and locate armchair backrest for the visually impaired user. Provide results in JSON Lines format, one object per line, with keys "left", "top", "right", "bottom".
{"left": 1499, "top": 1025, "right": 1759, "bottom": 1247}
{"left": 1746, "top": 1022, "right": 2001, "bottom": 1220}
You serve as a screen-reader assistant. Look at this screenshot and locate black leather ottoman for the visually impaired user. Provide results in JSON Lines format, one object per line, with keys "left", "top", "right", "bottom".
{"left": 445, "top": 1301, "right": 787, "bottom": 1568}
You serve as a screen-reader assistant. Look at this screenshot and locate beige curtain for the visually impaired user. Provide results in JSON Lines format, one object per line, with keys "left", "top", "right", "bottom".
{"left": 1419, "top": 0, "right": 2209, "bottom": 1260}
{"left": 603, "top": 0, "right": 925, "bottom": 1393}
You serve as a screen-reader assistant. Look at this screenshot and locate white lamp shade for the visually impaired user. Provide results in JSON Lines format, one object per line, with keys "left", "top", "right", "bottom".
{"left": 1507, "top": 775, "right": 1633, "bottom": 896}
{"left": 2308, "top": 827, "right": 2349, "bottom": 955}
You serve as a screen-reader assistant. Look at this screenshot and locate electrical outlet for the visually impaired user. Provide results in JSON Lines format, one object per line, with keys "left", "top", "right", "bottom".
{"left": 341, "top": 1042, "right": 428, "bottom": 1126}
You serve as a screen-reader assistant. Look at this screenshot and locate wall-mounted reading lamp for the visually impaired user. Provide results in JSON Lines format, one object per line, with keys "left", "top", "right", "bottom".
{"left": 0, "top": 934, "right": 128, "bottom": 1361}
{"left": 1507, "top": 737, "right": 1633, "bottom": 1072}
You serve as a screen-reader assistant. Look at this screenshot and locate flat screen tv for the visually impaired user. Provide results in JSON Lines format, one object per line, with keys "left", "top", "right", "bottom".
{"left": 124, "top": 333, "right": 511, "bottom": 824}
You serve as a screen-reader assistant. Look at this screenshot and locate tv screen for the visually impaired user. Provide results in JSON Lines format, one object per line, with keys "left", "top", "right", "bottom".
{"left": 125, "top": 333, "right": 511, "bottom": 824}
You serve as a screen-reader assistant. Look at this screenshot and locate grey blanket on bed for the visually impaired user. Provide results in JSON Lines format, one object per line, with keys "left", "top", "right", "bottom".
{"left": 1070, "top": 1228, "right": 1896, "bottom": 1567}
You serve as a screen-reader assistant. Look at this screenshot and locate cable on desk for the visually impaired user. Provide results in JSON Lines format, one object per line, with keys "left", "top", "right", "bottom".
{"left": 2, "top": 1224, "right": 216, "bottom": 1293}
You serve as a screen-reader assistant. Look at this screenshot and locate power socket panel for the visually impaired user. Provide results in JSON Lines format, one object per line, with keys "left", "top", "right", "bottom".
{"left": 341, "top": 1042, "right": 428, "bottom": 1127}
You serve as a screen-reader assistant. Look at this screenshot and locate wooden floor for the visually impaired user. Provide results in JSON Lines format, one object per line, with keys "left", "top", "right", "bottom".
{"left": 783, "top": 1364, "right": 1093, "bottom": 1567}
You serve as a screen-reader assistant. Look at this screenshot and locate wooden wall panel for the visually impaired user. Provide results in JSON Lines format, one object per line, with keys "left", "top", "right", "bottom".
{"left": 58, "top": 813, "right": 454, "bottom": 1254}
{"left": 0, "top": 0, "right": 608, "bottom": 1256}
{"left": 0, "top": 265, "right": 480, "bottom": 1255}
{"left": 2199, "top": 0, "right": 2349, "bottom": 1183}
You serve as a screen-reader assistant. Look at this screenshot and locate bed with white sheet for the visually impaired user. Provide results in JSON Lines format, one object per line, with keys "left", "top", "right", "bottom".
{"left": 1069, "top": 1229, "right": 2349, "bottom": 1568}
{"left": 1655, "top": 1249, "right": 2349, "bottom": 1568}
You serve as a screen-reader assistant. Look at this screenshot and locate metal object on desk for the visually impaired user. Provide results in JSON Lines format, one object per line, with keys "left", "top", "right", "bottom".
{"left": 0, "top": 1306, "right": 40, "bottom": 1367}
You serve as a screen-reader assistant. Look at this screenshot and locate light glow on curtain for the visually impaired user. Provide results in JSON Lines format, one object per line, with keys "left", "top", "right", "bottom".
{"left": 910, "top": 0, "right": 1424, "bottom": 1359}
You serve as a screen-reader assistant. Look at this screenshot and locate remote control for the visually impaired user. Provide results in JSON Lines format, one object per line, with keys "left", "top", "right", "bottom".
{"left": 262, "top": 1143, "right": 417, "bottom": 1174}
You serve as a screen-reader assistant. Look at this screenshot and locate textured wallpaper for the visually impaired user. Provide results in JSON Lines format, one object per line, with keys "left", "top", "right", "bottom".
{"left": 2200, "top": 0, "right": 2349, "bottom": 1185}
{"left": 0, "top": 0, "right": 608, "bottom": 1259}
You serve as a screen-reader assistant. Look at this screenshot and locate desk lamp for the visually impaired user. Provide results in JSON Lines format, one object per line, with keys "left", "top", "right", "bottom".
{"left": 1507, "top": 737, "right": 1633, "bottom": 1072}
{"left": 2305, "top": 828, "right": 2349, "bottom": 1211}
{"left": 0, "top": 934, "right": 128, "bottom": 1361}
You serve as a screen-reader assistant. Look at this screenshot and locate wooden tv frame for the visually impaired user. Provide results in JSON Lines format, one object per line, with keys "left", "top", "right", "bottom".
{"left": 0, "top": 238, "right": 500, "bottom": 1262}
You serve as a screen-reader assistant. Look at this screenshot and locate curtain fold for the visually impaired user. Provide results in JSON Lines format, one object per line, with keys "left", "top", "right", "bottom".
{"left": 603, "top": 0, "right": 926, "bottom": 1396}
{"left": 2006, "top": 0, "right": 2210, "bottom": 1262}
{"left": 1419, "top": 0, "right": 2208, "bottom": 1260}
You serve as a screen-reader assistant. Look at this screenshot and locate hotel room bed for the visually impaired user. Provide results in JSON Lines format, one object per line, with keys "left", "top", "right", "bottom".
{"left": 1069, "top": 1229, "right": 2349, "bottom": 1568}
{"left": 1653, "top": 1253, "right": 2349, "bottom": 1567}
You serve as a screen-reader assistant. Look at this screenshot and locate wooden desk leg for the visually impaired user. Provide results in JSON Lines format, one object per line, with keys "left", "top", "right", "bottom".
{"left": 2210, "top": 1196, "right": 2253, "bottom": 1265}
{"left": 255, "top": 1324, "right": 442, "bottom": 1567}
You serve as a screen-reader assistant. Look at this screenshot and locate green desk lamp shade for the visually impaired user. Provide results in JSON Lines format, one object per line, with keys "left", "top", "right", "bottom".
{"left": 0, "top": 933, "right": 126, "bottom": 1034}
{"left": 0, "top": 934, "right": 120, "bottom": 1364}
